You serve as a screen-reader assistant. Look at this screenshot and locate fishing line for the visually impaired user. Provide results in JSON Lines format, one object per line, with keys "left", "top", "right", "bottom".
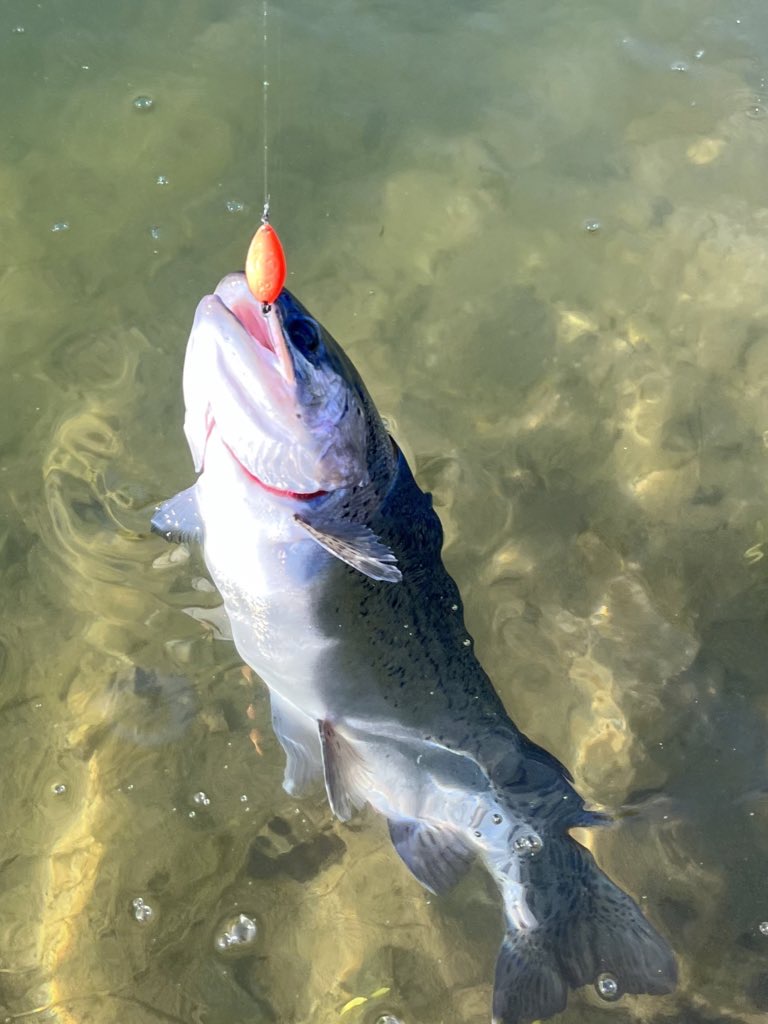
{"left": 245, "top": 0, "right": 286, "bottom": 322}
{"left": 261, "top": 0, "right": 271, "bottom": 224}
{"left": 245, "top": 0, "right": 288, "bottom": 355}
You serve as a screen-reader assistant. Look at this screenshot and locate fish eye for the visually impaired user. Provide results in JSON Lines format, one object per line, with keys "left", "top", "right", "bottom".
{"left": 288, "top": 317, "right": 321, "bottom": 355}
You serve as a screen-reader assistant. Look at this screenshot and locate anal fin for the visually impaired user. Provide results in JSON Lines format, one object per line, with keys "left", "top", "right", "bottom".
{"left": 318, "top": 720, "right": 371, "bottom": 821}
{"left": 387, "top": 818, "right": 475, "bottom": 894}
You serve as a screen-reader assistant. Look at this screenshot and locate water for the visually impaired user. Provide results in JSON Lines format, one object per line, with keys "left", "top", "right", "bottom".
{"left": 1, "top": 0, "right": 768, "bottom": 1021}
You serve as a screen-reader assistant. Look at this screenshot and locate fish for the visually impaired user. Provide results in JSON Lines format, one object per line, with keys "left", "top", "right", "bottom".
{"left": 153, "top": 272, "right": 676, "bottom": 1023}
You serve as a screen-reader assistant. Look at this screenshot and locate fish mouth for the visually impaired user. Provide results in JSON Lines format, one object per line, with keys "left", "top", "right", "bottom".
{"left": 208, "top": 278, "right": 326, "bottom": 500}
{"left": 183, "top": 274, "right": 352, "bottom": 497}
{"left": 213, "top": 275, "right": 295, "bottom": 386}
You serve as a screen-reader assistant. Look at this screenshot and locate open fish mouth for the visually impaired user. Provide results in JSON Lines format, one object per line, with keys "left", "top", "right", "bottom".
{"left": 182, "top": 273, "right": 362, "bottom": 497}
{"left": 214, "top": 274, "right": 296, "bottom": 386}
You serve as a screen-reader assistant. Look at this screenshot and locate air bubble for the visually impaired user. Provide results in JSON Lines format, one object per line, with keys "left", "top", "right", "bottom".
{"left": 492, "top": 813, "right": 503, "bottom": 825}
{"left": 473, "top": 830, "right": 482, "bottom": 838}
{"left": 759, "top": 921, "right": 768, "bottom": 936}
{"left": 155, "top": 174, "right": 169, "bottom": 186}
{"left": 669, "top": 61, "right": 689, "bottom": 72}
{"left": 12, "top": 25, "right": 25, "bottom": 34}
{"left": 131, "top": 897, "right": 154, "bottom": 924}
{"left": 462, "top": 638, "right": 471, "bottom": 647}
{"left": 51, "top": 783, "right": 67, "bottom": 796}
{"left": 133, "top": 95, "right": 154, "bottom": 111}
{"left": 51, "top": 222, "right": 70, "bottom": 233}
{"left": 214, "top": 913, "right": 258, "bottom": 953}
{"left": 595, "top": 972, "right": 620, "bottom": 1001}
{"left": 149, "top": 226, "right": 161, "bottom": 240}
{"left": 226, "top": 199, "right": 245, "bottom": 213}
{"left": 376, "top": 1017, "right": 403, "bottom": 1024}
{"left": 746, "top": 104, "right": 767, "bottom": 120}
{"left": 514, "top": 833, "right": 543, "bottom": 855}
{"left": 584, "top": 219, "right": 601, "bottom": 233}
{"left": 193, "top": 791, "right": 211, "bottom": 807}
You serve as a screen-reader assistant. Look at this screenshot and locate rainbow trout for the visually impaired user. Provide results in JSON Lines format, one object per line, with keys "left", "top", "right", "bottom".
{"left": 153, "top": 273, "right": 676, "bottom": 1023}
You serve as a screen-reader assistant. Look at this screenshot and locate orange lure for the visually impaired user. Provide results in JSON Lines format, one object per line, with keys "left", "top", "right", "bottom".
{"left": 245, "top": 221, "right": 286, "bottom": 305}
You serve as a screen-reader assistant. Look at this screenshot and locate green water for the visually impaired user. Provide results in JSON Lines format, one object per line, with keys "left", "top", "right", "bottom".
{"left": 2, "top": 0, "right": 768, "bottom": 1021}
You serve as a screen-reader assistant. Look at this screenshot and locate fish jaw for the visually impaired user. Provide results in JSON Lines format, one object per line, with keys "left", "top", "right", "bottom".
{"left": 179, "top": 274, "right": 402, "bottom": 581}
{"left": 182, "top": 273, "right": 370, "bottom": 495}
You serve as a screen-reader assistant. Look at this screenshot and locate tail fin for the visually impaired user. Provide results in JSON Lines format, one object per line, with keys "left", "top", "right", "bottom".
{"left": 492, "top": 835, "right": 676, "bottom": 1024}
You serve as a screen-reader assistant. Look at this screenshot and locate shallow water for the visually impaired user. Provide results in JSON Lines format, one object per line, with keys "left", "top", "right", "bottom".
{"left": 2, "top": 0, "right": 768, "bottom": 1021}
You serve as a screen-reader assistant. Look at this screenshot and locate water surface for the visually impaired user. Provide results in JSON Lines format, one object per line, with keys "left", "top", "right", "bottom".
{"left": 2, "top": 1, "right": 768, "bottom": 1022}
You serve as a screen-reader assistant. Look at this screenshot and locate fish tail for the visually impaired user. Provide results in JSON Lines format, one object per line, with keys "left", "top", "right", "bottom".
{"left": 492, "top": 834, "right": 676, "bottom": 1024}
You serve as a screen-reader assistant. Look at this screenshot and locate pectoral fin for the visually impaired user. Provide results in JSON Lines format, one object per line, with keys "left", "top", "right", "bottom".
{"left": 294, "top": 514, "right": 402, "bottom": 583}
{"left": 151, "top": 485, "right": 204, "bottom": 543}
{"left": 318, "top": 720, "right": 371, "bottom": 821}
{"left": 387, "top": 818, "right": 475, "bottom": 894}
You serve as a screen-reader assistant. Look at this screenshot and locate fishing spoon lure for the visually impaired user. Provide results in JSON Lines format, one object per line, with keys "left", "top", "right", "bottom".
{"left": 245, "top": 218, "right": 286, "bottom": 307}
{"left": 245, "top": 214, "right": 293, "bottom": 383}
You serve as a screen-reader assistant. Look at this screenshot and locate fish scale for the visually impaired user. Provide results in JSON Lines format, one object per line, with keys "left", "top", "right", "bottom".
{"left": 154, "top": 277, "right": 676, "bottom": 1024}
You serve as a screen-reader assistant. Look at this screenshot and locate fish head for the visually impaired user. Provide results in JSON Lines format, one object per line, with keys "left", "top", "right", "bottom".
{"left": 183, "top": 273, "right": 388, "bottom": 499}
